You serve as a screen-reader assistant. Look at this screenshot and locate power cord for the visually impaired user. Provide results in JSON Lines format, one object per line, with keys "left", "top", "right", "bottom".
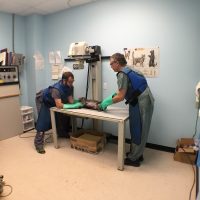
{"left": 0, "top": 185, "right": 13, "bottom": 197}
{"left": 181, "top": 148, "right": 196, "bottom": 200}
{"left": 189, "top": 163, "right": 196, "bottom": 200}
{"left": 81, "top": 63, "right": 90, "bottom": 129}
{"left": 0, "top": 175, "right": 13, "bottom": 197}
{"left": 192, "top": 107, "right": 199, "bottom": 138}
{"left": 19, "top": 130, "right": 37, "bottom": 138}
{"left": 18, "top": 129, "right": 73, "bottom": 144}
{"left": 193, "top": 91, "right": 200, "bottom": 138}
{"left": 19, "top": 129, "right": 52, "bottom": 140}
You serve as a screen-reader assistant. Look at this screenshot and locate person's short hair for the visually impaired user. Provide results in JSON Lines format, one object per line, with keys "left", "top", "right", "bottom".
{"left": 62, "top": 71, "right": 74, "bottom": 80}
{"left": 111, "top": 53, "right": 127, "bottom": 66}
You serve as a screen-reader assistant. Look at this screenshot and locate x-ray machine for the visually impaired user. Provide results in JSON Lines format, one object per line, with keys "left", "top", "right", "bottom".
{"left": 68, "top": 42, "right": 102, "bottom": 131}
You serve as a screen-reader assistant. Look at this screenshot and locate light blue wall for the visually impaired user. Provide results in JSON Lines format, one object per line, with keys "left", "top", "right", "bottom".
{"left": 24, "top": 15, "right": 45, "bottom": 116}
{"left": 42, "top": 0, "right": 200, "bottom": 147}
{"left": 0, "top": 0, "right": 200, "bottom": 147}
{"left": 0, "top": 12, "right": 13, "bottom": 50}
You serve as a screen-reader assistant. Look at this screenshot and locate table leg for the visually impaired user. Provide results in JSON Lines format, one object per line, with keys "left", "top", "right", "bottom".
{"left": 50, "top": 109, "right": 59, "bottom": 148}
{"left": 71, "top": 116, "right": 77, "bottom": 136}
{"left": 118, "top": 121, "right": 125, "bottom": 170}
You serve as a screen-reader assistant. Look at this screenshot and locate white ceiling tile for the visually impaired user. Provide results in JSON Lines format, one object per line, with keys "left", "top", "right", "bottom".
{"left": 0, "top": 0, "right": 99, "bottom": 16}
{"left": 36, "top": 1, "right": 68, "bottom": 11}
{"left": 19, "top": 7, "right": 45, "bottom": 16}
{"left": 0, "top": 2, "right": 28, "bottom": 14}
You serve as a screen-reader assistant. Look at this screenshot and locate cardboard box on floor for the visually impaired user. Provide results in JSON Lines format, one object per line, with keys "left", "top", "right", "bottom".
{"left": 70, "top": 129, "right": 106, "bottom": 154}
{"left": 174, "top": 138, "right": 197, "bottom": 165}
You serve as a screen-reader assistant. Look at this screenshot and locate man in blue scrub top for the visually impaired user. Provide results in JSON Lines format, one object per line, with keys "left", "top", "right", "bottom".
{"left": 34, "top": 71, "right": 83, "bottom": 154}
{"left": 99, "top": 53, "right": 154, "bottom": 167}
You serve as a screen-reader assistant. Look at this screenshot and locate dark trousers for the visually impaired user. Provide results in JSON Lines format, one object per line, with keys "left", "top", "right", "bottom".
{"left": 34, "top": 103, "right": 70, "bottom": 147}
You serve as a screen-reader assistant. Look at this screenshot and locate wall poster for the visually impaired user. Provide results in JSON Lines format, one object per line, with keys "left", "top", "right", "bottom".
{"left": 123, "top": 47, "right": 160, "bottom": 77}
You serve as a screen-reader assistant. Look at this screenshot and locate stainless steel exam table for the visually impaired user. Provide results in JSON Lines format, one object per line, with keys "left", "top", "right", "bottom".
{"left": 50, "top": 106, "right": 129, "bottom": 170}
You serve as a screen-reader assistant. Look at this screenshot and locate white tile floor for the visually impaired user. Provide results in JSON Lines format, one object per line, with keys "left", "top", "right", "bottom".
{"left": 0, "top": 132, "right": 197, "bottom": 200}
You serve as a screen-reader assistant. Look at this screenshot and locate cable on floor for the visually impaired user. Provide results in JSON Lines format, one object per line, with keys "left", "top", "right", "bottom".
{"left": 18, "top": 130, "right": 37, "bottom": 138}
{"left": 18, "top": 130, "right": 52, "bottom": 139}
{"left": 189, "top": 163, "right": 196, "bottom": 200}
{"left": 0, "top": 184, "right": 13, "bottom": 197}
{"left": 181, "top": 148, "right": 196, "bottom": 200}
{"left": 0, "top": 176, "right": 13, "bottom": 198}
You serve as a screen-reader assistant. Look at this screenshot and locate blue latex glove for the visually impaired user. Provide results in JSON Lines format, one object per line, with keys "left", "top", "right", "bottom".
{"left": 63, "top": 102, "right": 83, "bottom": 109}
{"left": 99, "top": 93, "right": 117, "bottom": 111}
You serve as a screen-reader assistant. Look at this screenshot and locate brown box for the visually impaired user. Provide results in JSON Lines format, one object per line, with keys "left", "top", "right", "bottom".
{"left": 70, "top": 129, "right": 106, "bottom": 154}
{"left": 174, "top": 138, "right": 197, "bottom": 165}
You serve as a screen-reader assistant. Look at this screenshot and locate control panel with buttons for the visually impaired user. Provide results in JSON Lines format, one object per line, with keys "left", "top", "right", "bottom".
{"left": 0, "top": 66, "right": 19, "bottom": 85}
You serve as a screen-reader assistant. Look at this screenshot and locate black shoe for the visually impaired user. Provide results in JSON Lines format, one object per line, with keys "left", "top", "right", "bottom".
{"left": 126, "top": 153, "right": 144, "bottom": 162}
{"left": 124, "top": 158, "right": 140, "bottom": 167}
{"left": 138, "top": 155, "right": 144, "bottom": 162}
{"left": 35, "top": 145, "right": 46, "bottom": 154}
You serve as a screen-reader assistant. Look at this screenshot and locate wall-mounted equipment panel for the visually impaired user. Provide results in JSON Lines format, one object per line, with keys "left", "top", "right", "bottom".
{"left": 0, "top": 66, "right": 19, "bottom": 85}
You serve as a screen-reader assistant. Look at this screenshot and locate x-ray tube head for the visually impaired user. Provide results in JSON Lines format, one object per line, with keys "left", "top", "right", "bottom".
{"left": 68, "top": 42, "right": 89, "bottom": 57}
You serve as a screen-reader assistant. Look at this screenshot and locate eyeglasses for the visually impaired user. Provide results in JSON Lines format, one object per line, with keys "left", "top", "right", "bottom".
{"left": 110, "top": 61, "right": 117, "bottom": 66}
